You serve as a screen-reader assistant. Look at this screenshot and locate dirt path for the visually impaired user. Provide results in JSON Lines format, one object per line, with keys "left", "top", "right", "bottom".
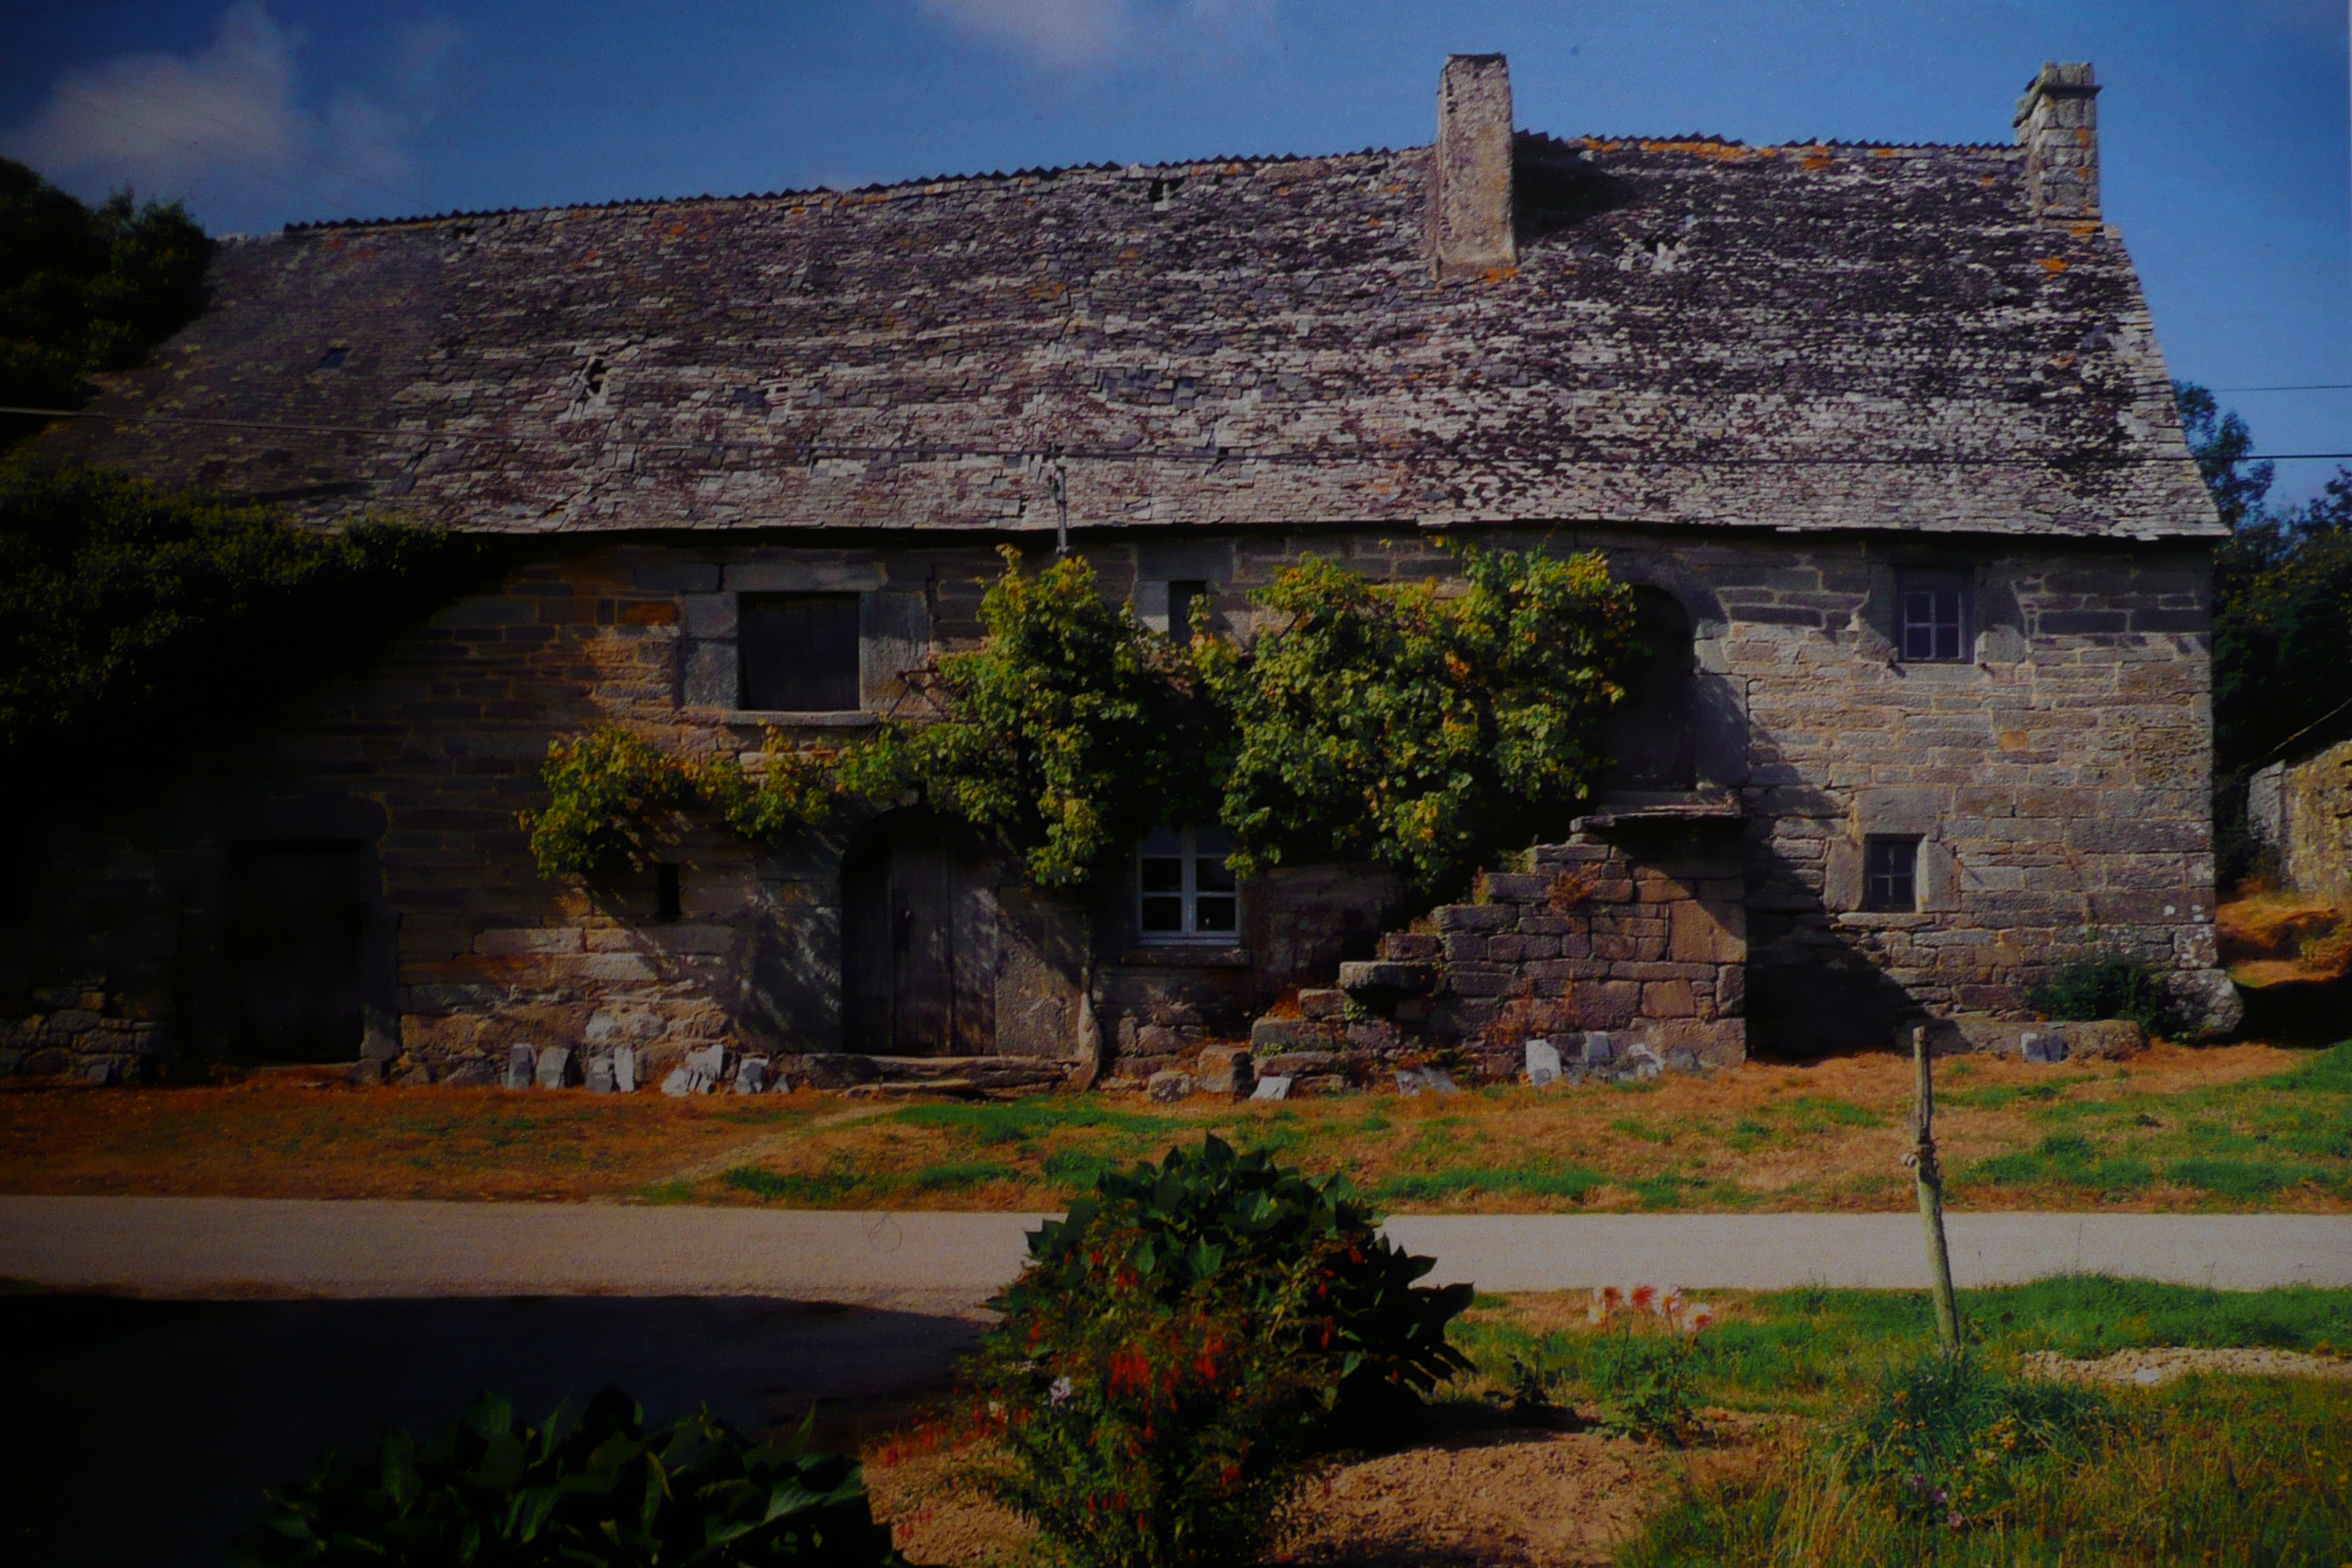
{"left": 6, "top": 1196, "right": 2348, "bottom": 1304}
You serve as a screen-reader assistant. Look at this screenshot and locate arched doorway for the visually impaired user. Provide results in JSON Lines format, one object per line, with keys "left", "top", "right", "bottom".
{"left": 1602, "top": 587, "right": 1697, "bottom": 792}
{"left": 840, "top": 810, "right": 998, "bottom": 1055}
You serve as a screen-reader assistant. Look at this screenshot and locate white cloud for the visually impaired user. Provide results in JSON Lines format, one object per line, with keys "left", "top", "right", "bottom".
{"left": 916, "top": 0, "right": 1272, "bottom": 68}
{"left": 3, "top": 2, "right": 456, "bottom": 229}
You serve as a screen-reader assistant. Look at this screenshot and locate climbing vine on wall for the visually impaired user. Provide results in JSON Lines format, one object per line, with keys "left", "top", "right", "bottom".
{"left": 525, "top": 545, "right": 1638, "bottom": 897}
{"left": 1203, "top": 546, "right": 1637, "bottom": 896}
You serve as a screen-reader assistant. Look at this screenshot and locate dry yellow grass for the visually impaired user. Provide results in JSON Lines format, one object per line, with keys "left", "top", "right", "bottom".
{"left": 1, "top": 1040, "right": 2337, "bottom": 1212}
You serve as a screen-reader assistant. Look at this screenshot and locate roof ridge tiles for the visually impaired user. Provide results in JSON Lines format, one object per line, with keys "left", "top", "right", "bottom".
{"left": 279, "top": 146, "right": 1422, "bottom": 232}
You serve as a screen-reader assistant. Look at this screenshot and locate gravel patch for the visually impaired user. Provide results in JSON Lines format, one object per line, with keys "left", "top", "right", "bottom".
{"left": 2024, "top": 1346, "right": 2352, "bottom": 1387}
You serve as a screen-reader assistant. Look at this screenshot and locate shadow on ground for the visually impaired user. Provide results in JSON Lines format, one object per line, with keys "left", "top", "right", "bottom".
{"left": 0, "top": 1292, "right": 981, "bottom": 1568}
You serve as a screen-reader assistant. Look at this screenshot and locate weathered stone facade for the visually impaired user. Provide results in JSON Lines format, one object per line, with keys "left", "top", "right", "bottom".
{"left": 2248, "top": 738, "right": 2352, "bottom": 905}
{"left": 7, "top": 56, "right": 2239, "bottom": 1086}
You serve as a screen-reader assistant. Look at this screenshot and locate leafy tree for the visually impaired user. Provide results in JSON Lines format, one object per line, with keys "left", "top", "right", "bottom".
{"left": 2177, "top": 382, "right": 2352, "bottom": 886}
{"left": 1, "top": 158, "right": 213, "bottom": 448}
{"left": 1200, "top": 546, "right": 1636, "bottom": 896}
{"left": 2175, "top": 379, "right": 2274, "bottom": 532}
{"left": 2178, "top": 381, "right": 2352, "bottom": 775}
{"left": 0, "top": 464, "right": 478, "bottom": 805}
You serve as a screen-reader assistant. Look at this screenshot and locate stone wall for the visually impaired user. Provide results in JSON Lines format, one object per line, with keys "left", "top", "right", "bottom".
{"left": 1232, "top": 821, "right": 1746, "bottom": 1093}
{"left": 0, "top": 520, "right": 2233, "bottom": 1083}
{"left": 2249, "top": 739, "right": 2352, "bottom": 905}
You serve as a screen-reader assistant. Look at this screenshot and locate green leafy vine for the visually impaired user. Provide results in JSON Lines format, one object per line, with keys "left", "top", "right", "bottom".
{"left": 524, "top": 544, "right": 1639, "bottom": 896}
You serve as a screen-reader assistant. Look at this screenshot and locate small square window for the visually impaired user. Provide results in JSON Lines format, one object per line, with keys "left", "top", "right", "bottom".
{"left": 1168, "top": 580, "right": 1209, "bottom": 645}
{"left": 739, "top": 594, "right": 859, "bottom": 711}
{"left": 1137, "top": 826, "right": 1238, "bottom": 943}
{"left": 1899, "top": 578, "right": 1970, "bottom": 663}
{"left": 1863, "top": 837, "right": 1920, "bottom": 913}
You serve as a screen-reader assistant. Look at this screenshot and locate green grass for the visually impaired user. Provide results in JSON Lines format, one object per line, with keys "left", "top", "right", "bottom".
{"left": 720, "top": 1166, "right": 863, "bottom": 1203}
{"left": 1622, "top": 1374, "right": 2352, "bottom": 1567}
{"left": 892, "top": 1100, "right": 1174, "bottom": 1144}
{"left": 1453, "top": 1276, "right": 2352, "bottom": 1419}
{"left": 1946, "top": 1041, "right": 2352, "bottom": 1205}
{"left": 1455, "top": 1275, "right": 2352, "bottom": 1566}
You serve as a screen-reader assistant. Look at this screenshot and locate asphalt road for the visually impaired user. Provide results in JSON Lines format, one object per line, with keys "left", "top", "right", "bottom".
{"left": 7, "top": 1199, "right": 2350, "bottom": 1565}
{"left": 6, "top": 1196, "right": 2350, "bottom": 1303}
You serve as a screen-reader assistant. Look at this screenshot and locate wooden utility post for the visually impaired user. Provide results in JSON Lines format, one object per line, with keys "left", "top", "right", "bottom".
{"left": 1910, "top": 1023, "right": 1962, "bottom": 1351}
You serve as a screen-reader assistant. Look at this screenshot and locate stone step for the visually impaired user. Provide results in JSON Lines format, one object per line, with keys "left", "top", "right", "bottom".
{"left": 1249, "top": 1016, "right": 1344, "bottom": 1050}
{"left": 1296, "top": 988, "right": 1349, "bottom": 1020}
{"left": 1378, "top": 932, "right": 1443, "bottom": 963}
{"left": 1337, "top": 960, "right": 1437, "bottom": 997}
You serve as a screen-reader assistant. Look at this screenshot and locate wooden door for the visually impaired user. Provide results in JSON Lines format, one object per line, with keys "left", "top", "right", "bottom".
{"left": 843, "top": 814, "right": 996, "bottom": 1055}
{"left": 228, "top": 841, "right": 368, "bottom": 1061}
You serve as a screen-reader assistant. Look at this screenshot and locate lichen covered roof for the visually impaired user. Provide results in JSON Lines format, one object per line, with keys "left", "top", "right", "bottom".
{"left": 43, "top": 134, "right": 2222, "bottom": 539}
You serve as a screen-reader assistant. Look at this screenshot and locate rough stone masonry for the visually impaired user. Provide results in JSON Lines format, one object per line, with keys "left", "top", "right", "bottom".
{"left": 4, "top": 55, "right": 2236, "bottom": 1090}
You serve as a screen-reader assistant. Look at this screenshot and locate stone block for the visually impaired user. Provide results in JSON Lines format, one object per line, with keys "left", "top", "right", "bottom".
{"left": 1567, "top": 981, "right": 1641, "bottom": 1031}
{"left": 586, "top": 1055, "right": 619, "bottom": 1093}
{"left": 1196, "top": 1045, "right": 1252, "bottom": 1096}
{"left": 1444, "top": 965, "right": 1516, "bottom": 998}
{"left": 1379, "top": 933, "right": 1444, "bottom": 962}
{"left": 1251, "top": 1018, "right": 1338, "bottom": 1049}
{"left": 1670, "top": 900, "right": 1745, "bottom": 963}
{"left": 734, "top": 1056, "right": 769, "bottom": 1093}
{"left": 535, "top": 1045, "right": 576, "bottom": 1088}
{"left": 1478, "top": 873, "right": 1553, "bottom": 902}
{"left": 1338, "top": 960, "right": 1436, "bottom": 996}
{"left": 1641, "top": 979, "right": 1699, "bottom": 1018}
{"left": 1296, "top": 989, "right": 1348, "bottom": 1020}
{"left": 1526, "top": 1038, "right": 1562, "bottom": 1086}
{"left": 442, "top": 1058, "right": 498, "bottom": 1088}
{"left": 1136, "top": 1023, "right": 1188, "bottom": 1053}
{"left": 1259, "top": 1051, "right": 1339, "bottom": 1077}
{"left": 613, "top": 1046, "right": 638, "bottom": 1093}
{"left": 1432, "top": 903, "right": 1512, "bottom": 932}
{"left": 1250, "top": 1076, "right": 1292, "bottom": 1101}
{"left": 503, "top": 1044, "right": 537, "bottom": 1090}
{"left": 1581, "top": 1031, "right": 1616, "bottom": 1065}
{"left": 1147, "top": 1069, "right": 1195, "bottom": 1103}
{"left": 662, "top": 1044, "right": 726, "bottom": 1096}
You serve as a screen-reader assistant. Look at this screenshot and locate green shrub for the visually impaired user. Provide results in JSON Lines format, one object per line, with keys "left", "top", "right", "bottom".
{"left": 1843, "top": 1350, "right": 2108, "bottom": 1531}
{"left": 2026, "top": 950, "right": 2183, "bottom": 1035}
{"left": 1005, "top": 1136, "right": 1472, "bottom": 1417}
{"left": 1591, "top": 1330, "right": 1704, "bottom": 1444}
{"left": 970, "top": 1137, "right": 1471, "bottom": 1568}
{"left": 238, "top": 1387, "right": 900, "bottom": 1567}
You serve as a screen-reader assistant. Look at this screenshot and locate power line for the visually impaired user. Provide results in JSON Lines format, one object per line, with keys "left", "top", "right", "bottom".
{"left": 8, "top": 405, "right": 2345, "bottom": 467}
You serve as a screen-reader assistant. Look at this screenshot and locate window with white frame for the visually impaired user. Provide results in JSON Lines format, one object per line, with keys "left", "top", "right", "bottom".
{"left": 1136, "top": 826, "right": 1237, "bottom": 943}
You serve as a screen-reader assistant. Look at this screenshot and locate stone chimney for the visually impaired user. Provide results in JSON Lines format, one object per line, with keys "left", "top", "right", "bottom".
{"left": 1431, "top": 53, "right": 1515, "bottom": 278}
{"left": 2013, "top": 61, "right": 2100, "bottom": 219}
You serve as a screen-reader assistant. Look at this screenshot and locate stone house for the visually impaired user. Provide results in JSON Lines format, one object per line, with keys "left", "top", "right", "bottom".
{"left": 9, "top": 56, "right": 2240, "bottom": 1091}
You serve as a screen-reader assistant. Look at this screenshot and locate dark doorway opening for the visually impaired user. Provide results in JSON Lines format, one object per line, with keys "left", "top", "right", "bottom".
{"left": 841, "top": 813, "right": 997, "bottom": 1055}
{"left": 1602, "top": 587, "right": 1697, "bottom": 792}
{"left": 227, "top": 840, "right": 368, "bottom": 1062}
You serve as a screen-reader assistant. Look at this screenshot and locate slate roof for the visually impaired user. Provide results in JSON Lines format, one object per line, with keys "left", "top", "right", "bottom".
{"left": 39, "top": 132, "right": 2223, "bottom": 540}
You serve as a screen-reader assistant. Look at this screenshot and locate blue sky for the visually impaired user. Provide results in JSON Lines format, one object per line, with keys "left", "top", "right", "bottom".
{"left": 4, "top": 0, "right": 2344, "bottom": 502}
